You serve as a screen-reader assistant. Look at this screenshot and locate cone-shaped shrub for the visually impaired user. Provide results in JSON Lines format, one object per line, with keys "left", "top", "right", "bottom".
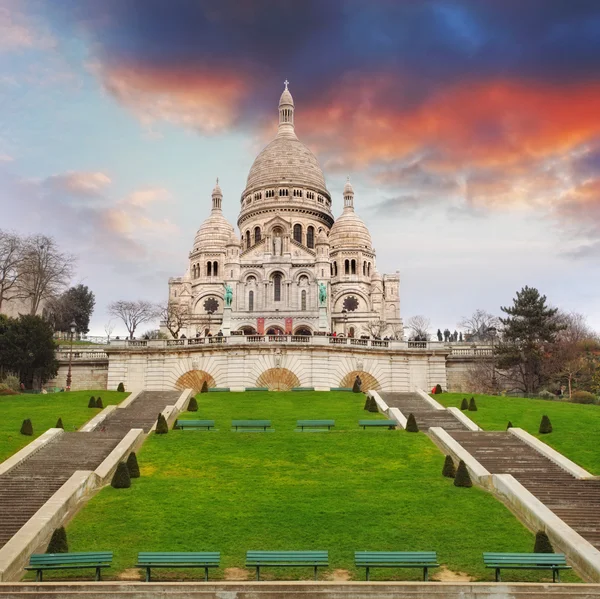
{"left": 117, "top": 382, "right": 125, "bottom": 392}
{"left": 55, "top": 417, "right": 64, "bottom": 429}
{"left": 454, "top": 460, "right": 473, "bottom": 487}
{"left": 468, "top": 397, "right": 477, "bottom": 411}
{"left": 88, "top": 396, "right": 96, "bottom": 408}
{"left": 111, "top": 461, "right": 131, "bottom": 488}
{"left": 200, "top": 380, "right": 209, "bottom": 393}
{"left": 405, "top": 413, "right": 419, "bottom": 432}
{"left": 533, "top": 530, "right": 554, "bottom": 553}
{"left": 126, "top": 452, "right": 140, "bottom": 478}
{"left": 46, "top": 527, "right": 68, "bottom": 553}
{"left": 188, "top": 396, "right": 198, "bottom": 412}
{"left": 460, "top": 398, "right": 469, "bottom": 410}
{"left": 442, "top": 455, "right": 456, "bottom": 478}
{"left": 155, "top": 413, "right": 169, "bottom": 434}
{"left": 363, "top": 397, "right": 371, "bottom": 411}
{"left": 539, "top": 415, "right": 552, "bottom": 434}
{"left": 506, "top": 421, "right": 513, "bottom": 430}
{"left": 20, "top": 419, "right": 33, "bottom": 436}
{"left": 366, "top": 396, "right": 379, "bottom": 413}
{"left": 95, "top": 397, "right": 103, "bottom": 409}
{"left": 434, "top": 384, "right": 442, "bottom": 394}
{"left": 352, "top": 377, "right": 362, "bottom": 393}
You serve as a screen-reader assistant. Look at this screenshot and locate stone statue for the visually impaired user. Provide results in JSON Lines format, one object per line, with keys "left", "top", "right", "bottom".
{"left": 273, "top": 236, "right": 282, "bottom": 256}
{"left": 224, "top": 283, "right": 233, "bottom": 307}
{"left": 318, "top": 282, "right": 327, "bottom": 306}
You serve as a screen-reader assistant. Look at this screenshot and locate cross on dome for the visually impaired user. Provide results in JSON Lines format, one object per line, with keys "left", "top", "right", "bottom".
{"left": 284, "top": 79, "right": 289, "bottom": 89}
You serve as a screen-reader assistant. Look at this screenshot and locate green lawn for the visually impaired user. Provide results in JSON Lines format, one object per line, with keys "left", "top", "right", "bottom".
{"left": 0, "top": 390, "right": 129, "bottom": 462}
{"left": 63, "top": 391, "right": 571, "bottom": 583}
{"left": 436, "top": 393, "right": 600, "bottom": 475}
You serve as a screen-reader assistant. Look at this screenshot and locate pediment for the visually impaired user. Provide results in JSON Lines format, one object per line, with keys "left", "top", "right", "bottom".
{"left": 264, "top": 213, "right": 291, "bottom": 233}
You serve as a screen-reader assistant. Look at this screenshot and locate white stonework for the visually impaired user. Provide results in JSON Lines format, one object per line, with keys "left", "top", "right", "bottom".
{"left": 166, "top": 84, "right": 402, "bottom": 339}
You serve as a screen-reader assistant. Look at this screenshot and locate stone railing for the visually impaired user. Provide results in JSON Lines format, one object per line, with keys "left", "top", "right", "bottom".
{"left": 55, "top": 350, "right": 109, "bottom": 361}
{"left": 450, "top": 346, "right": 493, "bottom": 357}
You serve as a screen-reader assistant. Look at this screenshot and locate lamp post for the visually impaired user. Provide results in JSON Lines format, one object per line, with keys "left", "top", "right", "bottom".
{"left": 488, "top": 326, "right": 497, "bottom": 391}
{"left": 342, "top": 308, "right": 348, "bottom": 336}
{"left": 66, "top": 320, "right": 76, "bottom": 391}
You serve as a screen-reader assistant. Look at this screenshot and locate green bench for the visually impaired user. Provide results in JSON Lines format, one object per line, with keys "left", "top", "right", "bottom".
{"left": 292, "top": 387, "right": 315, "bottom": 391}
{"left": 26, "top": 552, "right": 112, "bottom": 581}
{"left": 246, "top": 550, "right": 328, "bottom": 580}
{"left": 232, "top": 419, "right": 272, "bottom": 431}
{"left": 359, "top": 419, "right": 397, "bottom": 430}
{"left": 330, "top": 387, "right": 352, "bottom": 391}
{"left": 297, "top": 420, "right": 335, "bottom": 431}
{"left": 174, "top": 420, "right": 215, "bottom": 430}
{"left": 355, "top": 551, "right": 439, "bottom": 581}
{"left": 208, "top": 387, "right": 230, "bottom": 392}
{"left": 246, "top": 387, "right": 269, "bottom": 391}
{"left": 136, "top": 551, "right": 220, "bottom": 582}
{"left": 483, "top": 552, "right": 571, "bottom": 582}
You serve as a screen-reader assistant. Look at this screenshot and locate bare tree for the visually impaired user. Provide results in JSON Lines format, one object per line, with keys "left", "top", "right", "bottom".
{"left": 158, "top": 301, "right": 190, "bottom": 339}
{"left": 407, "top": 315, "right": 431, "bottom": 340}
{"left": 0, "top": 230, "right": 26, "bottom": 310}
{"left": 388, "top": 322, "right": 404, "bottom": 340}
{"left": 459, "top": 309, "right": 501, "bottom": 342}
{"left": 108, "top": 300, "right": 157, "bottom": 339}
{"left": 19, "top": 235, "right": 75, "bottom": 315}
{"left": 104, "top": 320, "right": 115, "bottom": 342}
{"left": 367, "top": 318, "right": 386, "bottom": 338}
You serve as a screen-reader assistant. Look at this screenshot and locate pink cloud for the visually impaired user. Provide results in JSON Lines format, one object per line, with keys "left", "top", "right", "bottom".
{"left": 45, "top": 171, "right": 112, "bottom": 196}
{"left": 0, "top": 1, "right": 55, "bottom": 52}
{"left": 125, "top": 187, "right": 171, "bottom": 207}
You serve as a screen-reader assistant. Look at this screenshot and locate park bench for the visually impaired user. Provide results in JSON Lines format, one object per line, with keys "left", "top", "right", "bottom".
{"left": 246, "top": 550, "right": 328, "bottom": 580}
{"left": 359, "top": 419, "right": 397, "bottom": 430}
{"left": 174, "top": 420, "right": 215, "bottom": 430}
{"left": 355, "top": 551, "right": 439, "bottom": 581}
{"left": 292, "top": 387, "right": 315, "bottom": 391}
{"left": 232, "top": 419, "right": 272, "bottom": 431}
{"left": 136, "top": 551, "right": 220, "bottom": 582}
{"left": 246, "top": 387, "right": 269, "bottom": 391}
{"left": 208, "top": 387, "right": 230, "bottom": 392}
{"left": 483, "top": 552, "right": 571, "bottom": 582}
{"left": 330, "top": 387, "right": 352, "bottom": 391}
{"left": 26, "top": 552, "right": 112, "bottom": 582}
{"left": 297, "top": 420, "right": 335, "bottom": 431}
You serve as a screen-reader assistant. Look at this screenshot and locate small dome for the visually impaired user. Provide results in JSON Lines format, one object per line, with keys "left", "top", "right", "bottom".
{"left": 212, "top": 180, "right": 223, "bottom": 197}
{"left": 227, "top": 231, "right": 241, "bottom": 246}
{"left": 343, "top": 178, "right": 354, "bottom": 195}
{"left": 194, "top": 213, "right": 234, "bottom": 250}
{"left": 329, "top": 211, "right": 372, "bottom": 250}
{"left": 316, "top": 229, "right": 329, "bottom": 244}
{"left": 280, "top": 87, "right": 294, "bottom": 107}
{"left": 371, "top": 269, "right": 383, "bottom": 281}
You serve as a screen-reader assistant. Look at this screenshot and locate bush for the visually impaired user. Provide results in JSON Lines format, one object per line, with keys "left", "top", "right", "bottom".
{"left": 88, "top": 396, "right": 96, "bottom": 408}
{"left": 570, "top": 390, "right": 597, "bottom": 404}
{"left": 460, "top": 398, "right": 469, "bottom": 410}
{"left": 405, "top": 413, "right": 419, "bottom": 432}
{"left": 506, "top": 421, "right": 513, "bottom": 430}
{"left": 0, "top": 385, "right": 19, "bottom": 395}
{"left": 95, "top": 397, "right": 103, "bottom": 409}
{"left": 442, "top": 455, "right": 456, "bottom": 478}
{"left": 539, "top": 414, "right": 552, "bottom": 434}
{"left": 363, "top": 396, "right": 378, "bottom": 413}
{"left": 111, "top": 461, "right": 131, "bottom": 488}
{"left": 537, "top": 390, "right": 556, "bottom": 400}
{"left": 352, "top": 376, "right": 362, "bottom": 393}
{"left": 200, "top": 380, "right": 209, "bottom": 393}
{"left": 188, "top": 396, "right": 198, "bottom": 412}
{"left": 20, "top": 418, "right": 33, "bottom": 436}
{"left": 434, "top": 384, "right": 443, "bottom": 395}
{"left": 468, "top": 397, "right": 477, "bottom": 411}
{"left": 533, "top": 530, "right": 554, "bottom": 553}
{"left": 46, "top": 527, "right": 68, "bottom": 553}
{"left": 155, "top": 413, "right": 169, "bottom": 434}
{"left": 454, "top": 460, "right": 473, "bottom": 488}
{"left": 126, "top": 452, "right": 140, "bottom": 478}
{"left": 117, "top": 382, "right": 125, "bottom": 392}
{"left": 55, "top": 417, "right": 64, "bottom": 429}
{"left": 1, "top": 374, "right": 21, "bottom": 392}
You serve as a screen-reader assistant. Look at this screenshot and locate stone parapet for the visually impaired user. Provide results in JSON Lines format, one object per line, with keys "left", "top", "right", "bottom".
{"left": 0, "top": 429, "right": 63, "bottom": 477}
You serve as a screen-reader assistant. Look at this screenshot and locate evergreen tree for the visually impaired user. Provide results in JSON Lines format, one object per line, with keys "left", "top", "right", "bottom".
{"left": 187, "top": 396, "right": 198, "bottom": 412}
{"left": 117, "top": 382, "right": 125, "bottom": 392}
{"left": 442, "top": 455, "right": 456, "bottom": 478}
{"left": 20, "top": 418, "right": 33, "bottom": 435}
{"left": 111, "top": 461, "right": 131, "bottom": 488}
{"left": 405, "top": 413, "right": 419, "bottom": 432}
{"left": 539, "top": 415, "right": 553, "bottom": 434}
{"left": 533, "top": 531, "right": 554, "bottom": 553}
{"left": 47, "top": 284, "right": 95, "bottom": 335}
{"left": 46, "top": 527, "right": 68, "bottom": 553}
{"left": 468, "top": 397, "right": 477, "bottom": 411}
{"left": 55, "top": 417, "right": 64, "bottom": 429}
{"left": 95, "top": 397, "right": 103, "bottom": 409}
{"left": 460, "top": 398, "right": 469, "bottom": 410}
{"left": 156, "top": 413, "right": 169, "bottom": 434}
{"left": 88, "top": 396, "right": 96, "bottom": 408}
{"left": 126, "top": 452, "right": 140, "bottom": 478}
{"left": 454, "top": 460, "right": 473, "bottom": 487}
{"left": 200, "top": 380, "right": 208, "bottom": 393}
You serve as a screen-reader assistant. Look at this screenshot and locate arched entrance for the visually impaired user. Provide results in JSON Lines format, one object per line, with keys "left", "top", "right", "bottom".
{"left": 266, "top": 326, "right": 285, "bottom": 335}
{"left": 348, "top": 326, "right": 355, "bottom": 338}
{"left": 257, "top": 368, "right": 300, "bottom": 391}
{"left": 238, "top": 326, "right": 257, "bottom": 335}
{"left": 340, "top": 370, "right": 380, "bottom": 392}
{"left": 293, "top": 326, "right": 312, "bottom": 336}
{"left": 175, "top": 370, "right": 216, "bottom": 394}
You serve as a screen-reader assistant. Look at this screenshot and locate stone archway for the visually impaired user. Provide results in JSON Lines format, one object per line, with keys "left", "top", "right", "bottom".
{"left": 257, "top": 368, "right": 300, "bottom": 391}
{"left": 176, "top": 370, "right": 216, "bottom": 394}
{"left": 340, "top": 370, "right": 380, "bottom": 392}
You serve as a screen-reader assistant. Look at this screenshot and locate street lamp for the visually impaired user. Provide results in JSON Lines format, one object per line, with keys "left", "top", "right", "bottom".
{"left": 66, "top": 320, "right": 76, "bottom": 391}
{"left": 341, "top": 308, "right": 348, "bottom": 336}
{"left": 488, "top": 326, "right": 498, "bottom": 391}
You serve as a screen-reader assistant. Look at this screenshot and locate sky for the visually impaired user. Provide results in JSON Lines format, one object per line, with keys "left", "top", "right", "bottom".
{"left": 1, "top": 0, "right": 599, "bottom": 336}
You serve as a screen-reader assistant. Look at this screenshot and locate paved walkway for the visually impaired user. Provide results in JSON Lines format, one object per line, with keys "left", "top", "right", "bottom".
{"left": 0, "top": 391, "right": 180, "bottom": 548}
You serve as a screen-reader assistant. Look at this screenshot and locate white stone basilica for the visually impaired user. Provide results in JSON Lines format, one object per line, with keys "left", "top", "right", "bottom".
{"left": 167, "top": 83, "right": 402, "bottom": 338}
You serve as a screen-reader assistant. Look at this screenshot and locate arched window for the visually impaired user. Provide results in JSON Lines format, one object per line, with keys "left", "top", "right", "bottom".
{"left": 368, "top": 263, "right": 371, "bottom": 276}
{"left": 293, "top": 224, "right": 302, "bottom": 243}
{"left": 351, "top": 259, "right": 356, "bottom": 275}
{"left": 248, "top": 290, "right": 254, "bottom": 312}
{"left": 345, "top": 259, "right": 350, "bottom": 275}
{"left": 245, "top": 230, "right": 251, "bottom": 248}
{"left": 301, "top": 289, "right": 307, "bottom": 311}
{"left": 307, "top": 226, "right": 314, "bottom": 248}
{"left": 207, "top": 261, "right": 212, "bottom": 276}
{"left": 254, "top": 227, "right": 261, "bottom": 244}
{"left": 334, "top": 261, "right": 338, "bottom": 276}
{"left": 213, "top": 261, "right": 218, "bottom": 276}
{"left": 363, "top": 261, "right": 366, "bottom": 275}
{"left": 273, "top": 273, "right": 282, "bottom": 302}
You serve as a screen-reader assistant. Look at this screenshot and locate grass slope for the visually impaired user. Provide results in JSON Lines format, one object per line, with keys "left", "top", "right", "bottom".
{"left": 64, "top": 391, "right": 566, "bottom": 582}
{"left": 436, "top": 393, "right": 600, "bottom": 475}
{"left": 0, "top": 390, "right": 128, "bottom": 462}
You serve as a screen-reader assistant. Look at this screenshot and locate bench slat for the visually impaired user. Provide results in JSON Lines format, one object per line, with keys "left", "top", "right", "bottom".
{"left": 29, "top": 552, "right": 112, "bottom": 564}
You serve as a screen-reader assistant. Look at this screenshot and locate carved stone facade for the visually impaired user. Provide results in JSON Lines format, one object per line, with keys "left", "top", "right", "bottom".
{"left": 167, "top": 84, "right": 402, "bottom": 338}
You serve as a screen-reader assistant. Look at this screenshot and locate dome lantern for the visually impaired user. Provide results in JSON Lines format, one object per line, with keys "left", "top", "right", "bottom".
{"left": 343, "top": 177, "right": 354, "bottom": 211}
{"left": 212, "top": 178, "right": 223, "bottom": 211}
{"left": 278, "top": 80, "right": 295, "bottom": 138}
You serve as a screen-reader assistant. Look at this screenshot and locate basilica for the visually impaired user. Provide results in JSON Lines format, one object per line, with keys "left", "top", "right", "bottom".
{"left": 166, "top": 83, "right": 402, "bottom": 338}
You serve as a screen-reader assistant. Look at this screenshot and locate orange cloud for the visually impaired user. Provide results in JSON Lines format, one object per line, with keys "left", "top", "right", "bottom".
{"left": 46, "top": 171, "right": 111, "bottom": 196}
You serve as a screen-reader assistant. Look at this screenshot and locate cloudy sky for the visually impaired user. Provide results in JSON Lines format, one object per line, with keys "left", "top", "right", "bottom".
{"left": 1, "top": 0, "right": 599, "bottom": 336}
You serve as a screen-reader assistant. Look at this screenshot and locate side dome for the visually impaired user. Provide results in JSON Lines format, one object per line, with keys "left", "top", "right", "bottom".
{"left": 329, "top": 211, "right": 372, "bottom": 250}
{"left": 193, "top": 182, "right": 235, "bottom": 250}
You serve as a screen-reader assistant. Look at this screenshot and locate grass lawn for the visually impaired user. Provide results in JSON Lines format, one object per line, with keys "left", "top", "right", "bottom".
{"left": 0, "top": 390, "right": 129, "bottom": 462}
{"left": 63, "top": 391, "right": 573, "bottom": 583}
{"left": 436, "top": 393, "right": 600, "bottom": 475}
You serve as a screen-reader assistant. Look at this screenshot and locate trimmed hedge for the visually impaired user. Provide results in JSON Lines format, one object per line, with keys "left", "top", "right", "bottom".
{"left": 187, "top": 396, "right": 198, "bottom": 412}
{"left": 111, "top": 461, "right": 131, "bottom": 488}
{"left": 442, "top": 455, "right": 456, "bottom": 478}
{"left": 434, "top": 384, "right": 443, "bottom": 395}
{"left": 533, "top": 530, "right": 554, "bottom": 553}
{"left": 200, "top": 381, "right": 208, "bottom": 393}
{"left": 460, "top": 398, "right": 469, "bottom": 410}
{"left": 88, "top": 396, "right": 96, "bottom": 408}
{"left": 20, "top": 418, "right": 33, "bottom": 436}
{"left": 95, "top": 397, "right": 103, "bottom": 409}
{"left": 156, "top": 413, "right": 169, "bottom": 434}
{"left": 454, "top": 460, "right": 473, "bottom": 488}
{"left": 468, "top": 397, "right": 477, "bottom": 411}
{"left": 506, "top": 421, "right": 513, "bottom": 430}
{"left": 539, "top": 414, "right": 552, "bottom": 434}
{"left": 46, "top": 527, "right": 68, "bottom": 553}
{"left": 55, "top": 417, "right": 64, "bottom": 429}
{"left": 126, "top": 452, "right": 140, "bottom": 478}
{"left": 117, "top": 382, "right": 125, "bottom": 392}
{"left": 405, "top": 413, "right": 419, "bottom": 433}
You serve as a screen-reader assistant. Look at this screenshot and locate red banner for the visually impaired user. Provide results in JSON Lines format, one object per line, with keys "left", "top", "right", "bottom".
{"left": 285, "top": 317, "right": 293, "bottom": 334}
{"left": 257, "top": 317, "right": 265, "bottom": 335}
